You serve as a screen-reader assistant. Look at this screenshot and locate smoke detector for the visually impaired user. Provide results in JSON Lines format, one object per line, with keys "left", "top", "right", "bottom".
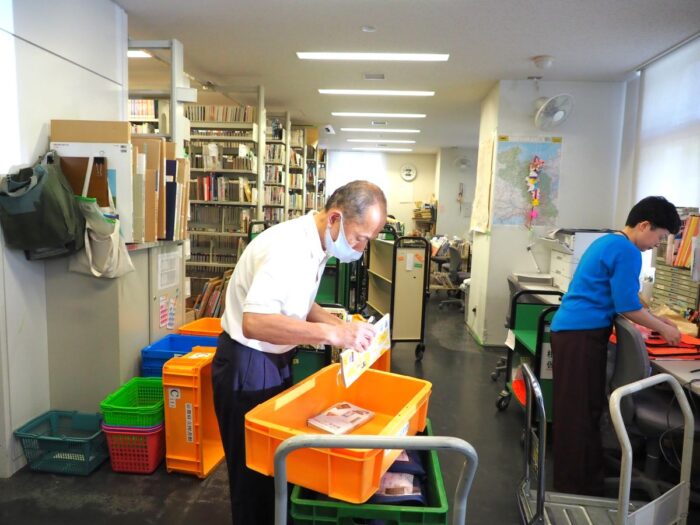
{"left": 532, "top": 55, "right": 554, "bottom": 70}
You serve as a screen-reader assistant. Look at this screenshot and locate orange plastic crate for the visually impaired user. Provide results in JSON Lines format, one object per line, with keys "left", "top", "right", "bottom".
{"left": 245, "top": 364, "right": 431, "bottom": 503}
{"left": 370, "top": 348, "right": 390, "bottom": 372}
{"left": 177, "top": 317, "right": 222, "bottom": 337}
{"left": 162, "top": 347, "right": 224, "bottom": 478}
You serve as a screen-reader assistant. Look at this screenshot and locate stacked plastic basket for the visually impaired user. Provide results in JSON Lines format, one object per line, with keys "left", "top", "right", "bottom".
{"left": 99, "top": 377, "right": 165, "bottom": 474}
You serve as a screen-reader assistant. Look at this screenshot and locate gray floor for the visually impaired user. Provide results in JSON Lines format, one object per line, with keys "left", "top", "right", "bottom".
{"left": 1, "top": 297, "right": 694, "bottom": 524}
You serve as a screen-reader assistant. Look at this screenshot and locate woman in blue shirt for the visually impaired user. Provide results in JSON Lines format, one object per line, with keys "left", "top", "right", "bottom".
{"left": 551, "top": 196, "right": 681, "bottom": 496}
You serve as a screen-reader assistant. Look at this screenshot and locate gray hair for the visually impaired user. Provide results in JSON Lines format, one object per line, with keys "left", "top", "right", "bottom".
{"left": 325, "top": 180, "right": 387, "bottom": 223}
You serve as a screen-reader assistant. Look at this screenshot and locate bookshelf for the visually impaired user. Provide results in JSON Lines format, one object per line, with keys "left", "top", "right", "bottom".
{"left": 264, "top": 113, "right": 289, "bottom": 224}
{"left": 317, "top": 148, "right": 327, "bottom": 211}
{"left": 304, "top": 143, "right": 318, "bottom": 213}
{"left": 288, "top": 125, "right": 306, "bottom": 220}
{"left": 185, "top": 102, "right": 263, "bottom": 297}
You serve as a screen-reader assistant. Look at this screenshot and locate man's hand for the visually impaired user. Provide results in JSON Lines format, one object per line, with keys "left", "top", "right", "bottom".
{"left": 329, "top": 321, "right": 377, "bottom": 352}
{"left": 658, "top": 323, "right": 681, "bottom": 346}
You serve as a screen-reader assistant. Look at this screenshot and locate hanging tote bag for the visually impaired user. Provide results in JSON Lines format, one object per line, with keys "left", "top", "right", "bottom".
{"left": 68, "top": 157, "right": 134, "bottom": 278}
{"left": 0, "top": 151, "right": 85, "bottom": 259}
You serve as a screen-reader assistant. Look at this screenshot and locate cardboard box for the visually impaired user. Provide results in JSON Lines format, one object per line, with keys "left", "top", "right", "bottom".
{"left": 59, "top": 156, "right": 110, "bottom": 206}
{"left": 50, "top": 142, "right": 134, "bottom": 243}
{"left": 51, "top": 120, "right": 130, "bottom": 144}
{"left": 132, "top": 147, "right": 146, "bottom": 243}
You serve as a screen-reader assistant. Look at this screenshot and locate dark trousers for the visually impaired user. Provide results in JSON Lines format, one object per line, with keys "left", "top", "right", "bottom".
{"left": 212, "top": 331, "right": 294, "bottom": 525}
{"left": 551, "top": 326, "right": 611, "bottom": 496}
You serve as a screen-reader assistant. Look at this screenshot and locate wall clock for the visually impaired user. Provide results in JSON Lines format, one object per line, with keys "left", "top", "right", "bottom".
{"left": 400, "top": 164, "right": 418, "bottom": 182}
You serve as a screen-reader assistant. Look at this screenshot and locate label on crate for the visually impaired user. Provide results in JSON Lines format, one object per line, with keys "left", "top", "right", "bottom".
{"left": 185, "top": 402, "right": 194, "bottom": 443}
{"left": 167, "top": 387, "right": 181, "bottom": 408}
{"left": 186, "top": 352, "right": 211, "bottom": 360}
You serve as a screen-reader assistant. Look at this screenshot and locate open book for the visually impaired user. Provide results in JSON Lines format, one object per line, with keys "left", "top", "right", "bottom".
{"left": 307, "top": 402, "right": 374, "bottom": 435}
{"left": 339, "top": 314, "right": 391, "bottom": 388}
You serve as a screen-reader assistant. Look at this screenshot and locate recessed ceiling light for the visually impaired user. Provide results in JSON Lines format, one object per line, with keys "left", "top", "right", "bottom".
{"left": 347, "top": 139, "right": 416, "bottom": 144}
{"left": 341, "top": 128, "right": 420, "bottom": 133}
{"left": 332, "top": 112, "right": 427, "bottom": 118}
{"left": 320, "top": 89, "right": 434, "bottom": 97}
{"left": 361, "top": 25, "right": 377, "bottom": 33}
{"left": 352, "top": 147, "right": 413, "bottom": 152}
{"left": 127, "top": 50, "right": 152, "bottom": 58}
{"left": 298, "top": 52, "right": 448, "bottom": 62}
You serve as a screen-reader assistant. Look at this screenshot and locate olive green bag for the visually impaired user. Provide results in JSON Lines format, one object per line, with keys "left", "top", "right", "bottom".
{"left": 0, "top": 152, "right": 85, "bottom": 260}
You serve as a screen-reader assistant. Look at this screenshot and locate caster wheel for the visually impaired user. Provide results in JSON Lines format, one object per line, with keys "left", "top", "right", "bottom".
{"left": 415, "top": 344, "right": 425, "bottom": 362}
{"left": 496, "top": 392, "right": 511, "bottom": 411}
{"left": 490, "top": 372, "right": 498, "bottom": 382}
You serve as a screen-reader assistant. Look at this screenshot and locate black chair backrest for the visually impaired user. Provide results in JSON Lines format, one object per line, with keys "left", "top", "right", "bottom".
{"left": 610, "top": 315, "right": 651, "bottom": 421}
{"left": 448, "top": 244, "right": 462, "bottom": 282}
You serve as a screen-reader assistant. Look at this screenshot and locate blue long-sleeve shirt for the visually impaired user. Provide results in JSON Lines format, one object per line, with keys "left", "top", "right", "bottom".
{"left": 551, "top": 234, "right": 643, "bottom": 332}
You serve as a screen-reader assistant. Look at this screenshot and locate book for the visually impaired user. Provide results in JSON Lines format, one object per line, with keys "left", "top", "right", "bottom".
{"left": 339, "top": 314, "right": 391, "bottom": 388}
{"left": 307, "top": 402, "right": 374, "bottom": 435}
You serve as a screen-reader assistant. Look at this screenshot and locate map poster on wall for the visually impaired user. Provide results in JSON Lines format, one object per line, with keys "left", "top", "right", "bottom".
{"left": 492, "top": 137, "right": 562, "bottom": 227}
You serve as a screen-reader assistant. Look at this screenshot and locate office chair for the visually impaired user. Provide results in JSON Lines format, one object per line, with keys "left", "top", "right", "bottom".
{"left": 438, "top": 242, "right": 469, "bottom": 311}
{"left": 605, "top": 316, "right": 700, "bottom": 502}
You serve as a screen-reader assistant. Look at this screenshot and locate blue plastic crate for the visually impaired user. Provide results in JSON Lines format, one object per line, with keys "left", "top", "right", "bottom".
{"left": 140, "top": 334, "right": 217, "bottom": 377}
{"left": 14, "top": 411, "right": 108, "bottom": 475}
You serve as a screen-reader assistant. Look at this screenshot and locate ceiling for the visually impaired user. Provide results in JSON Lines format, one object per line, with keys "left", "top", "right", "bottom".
{"left": 117, "top": 0, "right": 700, "bottom": 153}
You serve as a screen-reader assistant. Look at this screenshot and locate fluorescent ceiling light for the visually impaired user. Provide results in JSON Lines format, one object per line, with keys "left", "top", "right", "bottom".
{"left": 341, "top": 128, "right": 420, "bottom": 134}
{"left": 332, "top": 112, "right": 426, "bottom": 118}
{"left": 127, "top": 50, "right": 152, "bottom": 58}
{"left": 347, "top": 139, "right": 416, "bottom": 144}
{"left": 320, "top": 89, "right": 434, "bottom": 97}
{"left": 352, "top": 147, "right": 413, "bottom": 152}
{"left": 298, "top": 52, "right": 448, "bottom": 62}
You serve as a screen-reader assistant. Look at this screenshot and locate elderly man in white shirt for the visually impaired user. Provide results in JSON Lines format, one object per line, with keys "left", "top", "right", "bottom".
{"left": 212, "top": 180, "right": 387, "bottom": 525}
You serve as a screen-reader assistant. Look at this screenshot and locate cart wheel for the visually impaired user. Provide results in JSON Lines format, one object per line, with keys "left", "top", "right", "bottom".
{"left": 496, "top": 392, "right": 511, "bottom": 411}
{"left": 490, "top": 371, "right": 499, "bottom": 382}
{"left": 415, "top": 343, "right": 425, "bottom": 362}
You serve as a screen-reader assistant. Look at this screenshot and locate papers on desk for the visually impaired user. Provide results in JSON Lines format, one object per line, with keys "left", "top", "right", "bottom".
{"left": 505, "top": 330, "right": 515, "bottom": 350}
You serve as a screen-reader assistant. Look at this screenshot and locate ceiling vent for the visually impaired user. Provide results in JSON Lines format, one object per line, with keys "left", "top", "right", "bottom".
{"left": 363, "top": 73, "right": 385, "bottom": 81}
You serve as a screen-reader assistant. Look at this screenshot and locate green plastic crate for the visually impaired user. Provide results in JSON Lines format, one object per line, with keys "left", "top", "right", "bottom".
{"left": 290, "top": 420, "right": 448, "bottom": 525}
{"left": 292, "top": 348, "right": 328, "bottom": 384}
{"left": 14, "top": 410, "right": 108, "bottom": 475}
{"left": 100, "top": 377, "right": 164, "bottom": 427}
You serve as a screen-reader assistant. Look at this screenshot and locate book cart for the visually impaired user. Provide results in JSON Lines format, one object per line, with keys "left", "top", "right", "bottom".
{"left": 367, "top": 228, "right": 431, "bottom": 361}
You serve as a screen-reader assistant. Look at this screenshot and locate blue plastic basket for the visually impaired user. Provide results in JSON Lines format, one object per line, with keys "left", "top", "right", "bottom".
{"left": 14, "top": 411, "right": 108, "bottom": 475}
{"left": 140, "top": 334, "right": 217, "bottom": 377}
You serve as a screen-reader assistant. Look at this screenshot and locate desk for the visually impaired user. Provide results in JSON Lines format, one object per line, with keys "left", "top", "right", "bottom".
{"left": 651, "top": 360, "right": 700, "bottom": 396}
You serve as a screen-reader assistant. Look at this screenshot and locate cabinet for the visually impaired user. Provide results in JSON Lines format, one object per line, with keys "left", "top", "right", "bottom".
{"left": 367, "top": 237, "right": 430, "bottom": 358}
{"left": 541, "top": 230, "right": 609, "bottom": 292}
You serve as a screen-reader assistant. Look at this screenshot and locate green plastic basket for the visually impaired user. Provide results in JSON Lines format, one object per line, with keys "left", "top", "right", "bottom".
{"left": 100, "top": 377, "right": 164, "bottom": 427}
{"left": 14, "top": 411, "right": 108, "bottom": 475}
{"left": 292, "top": 348, "right": 328, "bottom": 384}
{"left": 290, "top": 420, "right": 448, "bottom": 525}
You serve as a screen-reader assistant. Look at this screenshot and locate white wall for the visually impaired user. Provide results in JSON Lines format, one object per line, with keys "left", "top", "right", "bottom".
{"left": 327, "top": 151, "right": 437, "bottom": 231}
{"left": 468, "top": 80, "right": 626, "bottom": 345}
{"left": 435, "top": 147, "right": 477, "bottom": 238}
{"left": 0, "top": 0, "right": 127, "bottom": 477}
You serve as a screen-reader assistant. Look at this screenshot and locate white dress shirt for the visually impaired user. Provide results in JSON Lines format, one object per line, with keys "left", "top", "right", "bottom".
{"left": 221, "top": 212, "right": 329, "bottom": 354}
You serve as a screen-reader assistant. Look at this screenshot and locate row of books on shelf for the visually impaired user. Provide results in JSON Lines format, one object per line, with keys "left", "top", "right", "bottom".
{"left": 289, "top": 129, "right": 305, "bottom": 148}
{"left": 191, "top": 174, "right": 255, "bottom": 203}
{"left": 191, "top": 152, "right": 257, "bottom": 172}
{"left": 265, "top": 144, "right": 285, "bottom": 161}
{"left": 288, "top": 193, "right": 303, "bottom": 210}
{"left": 185, "top": 104, "right": 256, "bottom": 123}
{"left": 306, "top": 167, "right": 316, "bottom": 184}
{"left": 305, "top": 192, "right": 316, "bottom": 208}
{"left": 129, "top": 99, "right": 158, "bottom": 119}
{"left": 318, "top": 166, "right": 326, "bottom": 179}
{"left": 289, "top": 149, "right": 303, "bottom": 168}
{"left": 130, "top": 122, "right": 159, "bottom": 135}
{"left": 190, "top": 129, "right": 255, "bottom": 140}
{"left": 190, "top": 140, "right": 253, "bottom": 152}
{"left": 288, "top": 172, "right": 304, "bottom": 188}
{"left": 192, "top": 270, "right": 233, "bottom": 319}
{"left": 265, "top": 165, "right": 285, "bottom": 184}
{"left": 265, "top": 207, "right": 284, "bottom": 223}
{"left": 264, "top": 186, "right": 284, "bottom": 205}
{"left": 190, "top": 205, "right": 252, "bottom": 232}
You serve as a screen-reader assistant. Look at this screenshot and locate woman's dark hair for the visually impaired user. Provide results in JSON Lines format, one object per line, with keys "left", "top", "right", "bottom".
{"left": 625, "top": 196, "right": 681, "bottom": 235}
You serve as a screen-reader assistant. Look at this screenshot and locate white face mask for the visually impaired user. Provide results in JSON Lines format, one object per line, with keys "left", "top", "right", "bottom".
{"left": 325, "top": 214, "right": 363, "bottom": 263}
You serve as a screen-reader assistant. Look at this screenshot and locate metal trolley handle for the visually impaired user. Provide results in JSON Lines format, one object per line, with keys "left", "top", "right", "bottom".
{"left": 273, "top": 434, "right": 479, "bottom": 525}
